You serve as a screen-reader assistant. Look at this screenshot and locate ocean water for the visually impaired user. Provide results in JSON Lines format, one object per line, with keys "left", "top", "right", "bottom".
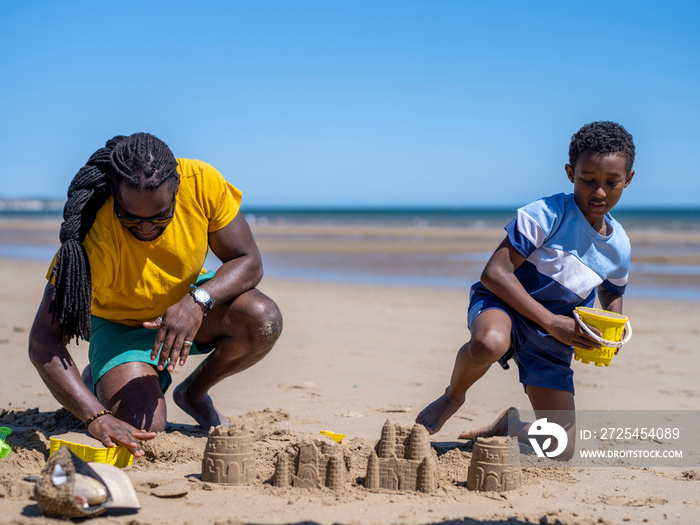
{"left": 3, "top": 205, "right": 700, "bottom": 229}
{"left": 235, "top": 207, "right": 700, "bottom": 300}
{"left": 2, "top": 206, "right": 700, "bottom": 300}
{"left": 240, "top": 206, "right": 700, "bottom": 231}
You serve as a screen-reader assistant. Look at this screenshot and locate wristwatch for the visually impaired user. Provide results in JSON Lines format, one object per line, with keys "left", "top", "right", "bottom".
{"left": 189, "top": 285, "right": 213, "bottom": 315}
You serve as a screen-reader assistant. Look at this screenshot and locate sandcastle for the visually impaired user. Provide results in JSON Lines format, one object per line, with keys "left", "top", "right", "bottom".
{"left": 272, "top": 437, "right": 346, "bottom": 490}
{"left": 364, "top": 421, "right": 438, "bottom": 494}
{"left": 201, "top": 426, "right": 256, "bottom": 485}
{"left": 466, "top": 436, "right": 521, "bottom": 492}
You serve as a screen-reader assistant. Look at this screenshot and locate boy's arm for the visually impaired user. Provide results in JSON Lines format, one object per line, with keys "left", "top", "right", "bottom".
{"left": 481, "top": 236, "right": 600, "bottom": 350}
{"left": 598, "top": 286, "right": 623, "bottom": 314}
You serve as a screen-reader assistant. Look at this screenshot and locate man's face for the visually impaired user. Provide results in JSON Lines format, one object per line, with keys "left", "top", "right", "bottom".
{"left": 566, "top": 151, "right": 634, "bottom": 232}
{"left": 113, "top": 183, "right": 177, "bottom": 242}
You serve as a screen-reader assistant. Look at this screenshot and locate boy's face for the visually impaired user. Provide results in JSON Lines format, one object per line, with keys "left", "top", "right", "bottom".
{"left": 565, "top": 151, "right": 634, "bottom": 231}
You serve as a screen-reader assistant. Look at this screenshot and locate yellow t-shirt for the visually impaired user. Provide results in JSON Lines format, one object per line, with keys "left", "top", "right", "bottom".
{"left": 47, "top": 158, "right": 241, "bottom": 325}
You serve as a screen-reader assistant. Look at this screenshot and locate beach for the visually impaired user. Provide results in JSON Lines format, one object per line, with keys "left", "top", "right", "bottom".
{"left": 1, "top": 218, "right": 699, "bottom": 524}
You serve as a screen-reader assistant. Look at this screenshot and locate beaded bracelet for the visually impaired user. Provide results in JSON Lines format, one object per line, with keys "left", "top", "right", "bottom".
{"left": 85, "top": 410, "right": 113, "bottom": 428}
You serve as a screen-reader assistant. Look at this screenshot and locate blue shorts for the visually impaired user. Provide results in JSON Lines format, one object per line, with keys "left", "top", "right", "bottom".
{"left": 88, "top": 271, "right": 216, "bottom": 393}
{"left": 467, "top": 282, "right": 575, "bottom": 394}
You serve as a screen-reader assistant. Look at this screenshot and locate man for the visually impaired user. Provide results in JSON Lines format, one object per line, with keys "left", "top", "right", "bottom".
{"left": 29, "top": 133, "right": 282, "bottom": 457}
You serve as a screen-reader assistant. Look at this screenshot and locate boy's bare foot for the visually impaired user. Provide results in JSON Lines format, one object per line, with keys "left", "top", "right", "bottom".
{"left": 415, "top": 387, "right": 466, "bottom": 435}
{"left": 173, "top": 378, "right": 230, "bottom": 431}
{"left": 458, "top": 407, "right": 518, "bottom": 440}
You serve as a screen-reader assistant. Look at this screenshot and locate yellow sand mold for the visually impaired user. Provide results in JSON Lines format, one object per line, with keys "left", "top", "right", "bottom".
{"left": 49, "top": 432, "right": 133, "bottom": 468}
{"left": 319, "top": 430, "right": 346, "bottom": 443}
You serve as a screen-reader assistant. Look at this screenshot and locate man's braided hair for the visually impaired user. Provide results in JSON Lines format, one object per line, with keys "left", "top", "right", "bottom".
{"left": 50, "top": 132, "right": 179, "bottom": 342}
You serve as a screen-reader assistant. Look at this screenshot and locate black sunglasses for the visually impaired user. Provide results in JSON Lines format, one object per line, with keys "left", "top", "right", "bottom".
{"left": 113, "top": 194, "right": 177, "bottom": 227}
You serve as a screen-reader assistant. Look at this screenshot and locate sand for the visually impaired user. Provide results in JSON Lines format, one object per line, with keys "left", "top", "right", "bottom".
{"left": 1, "top": 221, "right": 699, "bottom": 524}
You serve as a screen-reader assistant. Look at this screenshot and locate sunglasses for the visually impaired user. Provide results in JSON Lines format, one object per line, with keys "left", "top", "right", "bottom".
{"left": 113, "top": 194, "right": 176, "bottom": 227}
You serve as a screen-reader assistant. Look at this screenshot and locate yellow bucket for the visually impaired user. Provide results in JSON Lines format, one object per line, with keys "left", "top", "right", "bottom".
{"left": 49, "top": 434, "right": 133, "bottom": 468}
{"left": 572, "top": 307, "right": 632, "bottom": 367}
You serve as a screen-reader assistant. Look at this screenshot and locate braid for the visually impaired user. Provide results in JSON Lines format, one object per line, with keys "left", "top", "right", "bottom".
{"left": 50, "top": 132, "right": 179, "bottom": 343}
{"left": 50, "top": 136, "right": 125, "bottom": 342}
{"left": 109, "top": 133, "right": 179, "bottom": 192}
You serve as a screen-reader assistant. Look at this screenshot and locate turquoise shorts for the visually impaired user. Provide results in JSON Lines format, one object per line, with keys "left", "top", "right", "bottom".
{"left": 88, "top": 271, "right": 215, "bottom": 393}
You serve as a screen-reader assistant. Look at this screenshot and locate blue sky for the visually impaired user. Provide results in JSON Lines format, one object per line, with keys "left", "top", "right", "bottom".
{"left": 1, "top": 1, "right": 698, "bottom": 207}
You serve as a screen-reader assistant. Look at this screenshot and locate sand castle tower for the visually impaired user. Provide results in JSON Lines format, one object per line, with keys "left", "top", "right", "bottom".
{"left": 417, "top": 454, "right": 437, "bottom": 494}
{"left": 408, "top": 424, "right": 426, "bottom": 460}
{"left": 365, "top": 450, "right": 380, "bottom": 490}
{"left": 466, "top": 436, "right": 521, "bottom": 492}
{"left": 378, "top": 422, "right": 396, "bottom": 458}
{"left": 201, "top": 426, "right": 256, "bottom": 485}
{"left": 272, "top": 437, "right": 346, "bottom": 490}
{"left": 325, "top": 455, "right": 344, "bottom": 491}
{"left": 364, "top": 421, "right": 438, "bottom": 494}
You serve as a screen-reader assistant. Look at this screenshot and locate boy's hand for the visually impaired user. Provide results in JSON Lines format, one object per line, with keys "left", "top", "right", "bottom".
{"left": 547, "top": 314, "right": 601, "bottom": 350}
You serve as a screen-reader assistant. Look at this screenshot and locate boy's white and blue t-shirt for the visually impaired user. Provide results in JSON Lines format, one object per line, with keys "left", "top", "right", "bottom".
{"left": 468, "top": 192, "right": 630, "bottom": 393}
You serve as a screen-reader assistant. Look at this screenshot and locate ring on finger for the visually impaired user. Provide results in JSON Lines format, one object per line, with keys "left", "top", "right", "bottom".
{"left": 184, "top": 340, "right": 193, "bottom": 346}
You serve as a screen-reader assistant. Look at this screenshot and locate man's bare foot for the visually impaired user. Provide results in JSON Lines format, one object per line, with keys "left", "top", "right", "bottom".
{"left": 458, "top": 407, "right": 519, "bottom": 440}
{"left": 173, "top": 378, "right": 230, "bottom": 431}
{"left": 415, "top": 387, "right": 466, "bottom": 435}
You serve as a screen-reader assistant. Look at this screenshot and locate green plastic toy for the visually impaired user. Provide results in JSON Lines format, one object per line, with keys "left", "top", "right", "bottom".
{"left": 0, "top": 426, "right": 12, "bottom": 458}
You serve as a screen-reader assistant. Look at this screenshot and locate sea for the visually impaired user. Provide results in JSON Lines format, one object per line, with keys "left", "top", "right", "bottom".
{"left": 2, "top": 203, "right": 700, "bottom": 301}
{"left": 240, "top": 206, "right": 700, "bottom": 232}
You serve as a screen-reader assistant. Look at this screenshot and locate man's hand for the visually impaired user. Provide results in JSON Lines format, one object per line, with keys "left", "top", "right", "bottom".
{"left": 87, "top": 414, "right": 157, "bottom": 457}
{"left": 546, "top": 314, "right": 602, "bottom": 350}
{"left": 143, "top": 295, "right": 205, "bottom": 372}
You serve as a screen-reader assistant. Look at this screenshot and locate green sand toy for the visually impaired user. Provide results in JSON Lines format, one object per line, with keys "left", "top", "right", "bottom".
{"left": 0, "top": 426, "right": 12, "bottom": 458}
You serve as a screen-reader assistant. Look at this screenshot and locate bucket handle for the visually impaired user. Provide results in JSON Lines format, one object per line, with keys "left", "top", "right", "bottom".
{"left": 573, "top": 310, "right": 632, "bottom": 349}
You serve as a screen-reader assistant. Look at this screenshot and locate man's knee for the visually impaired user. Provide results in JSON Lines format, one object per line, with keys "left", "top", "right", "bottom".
{"left": 234, "top": 291, "right": 283, "bottom": 348}
{"left": 253, "top": 296, "right": 283, "bottom": 347}
{"left": 81, "top": 365, "right": 93, "bottom": 391}
{"left": 96, "top": 363, "right": 167, "bottom": 432}
{"left": 108, "top": 398, "right": 167, "bottom": 433}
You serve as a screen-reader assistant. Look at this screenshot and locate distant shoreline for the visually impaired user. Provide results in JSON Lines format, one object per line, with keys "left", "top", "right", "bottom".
{"left": 2, "top": 216, "right": 700, "bottom": 301}
{"left": 2, "top": 201, "right": 700, "bottom": 224}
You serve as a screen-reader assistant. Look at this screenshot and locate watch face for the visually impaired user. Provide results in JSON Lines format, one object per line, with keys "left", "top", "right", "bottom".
{"left": 194, "top": 288, "right": 211, "bottom": 303}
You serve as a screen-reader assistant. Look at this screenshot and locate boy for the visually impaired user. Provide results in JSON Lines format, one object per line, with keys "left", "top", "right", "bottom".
{"left": 416, "top": 121, "right": 635, "bottom": 459}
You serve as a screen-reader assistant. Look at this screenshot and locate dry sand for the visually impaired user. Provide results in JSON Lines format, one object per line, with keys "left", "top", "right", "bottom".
{"left": 1, "top": 221, "right": 699, "bottom": 524}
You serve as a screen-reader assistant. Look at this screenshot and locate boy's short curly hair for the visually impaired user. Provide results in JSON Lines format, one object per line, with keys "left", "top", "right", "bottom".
{"left": 569, "top": 121, "right": 635, "bottom": 174}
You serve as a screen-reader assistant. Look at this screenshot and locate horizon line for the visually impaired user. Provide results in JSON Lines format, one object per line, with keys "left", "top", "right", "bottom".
{"left": 1, "top": 198, "right": 700, "bottom": 215}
